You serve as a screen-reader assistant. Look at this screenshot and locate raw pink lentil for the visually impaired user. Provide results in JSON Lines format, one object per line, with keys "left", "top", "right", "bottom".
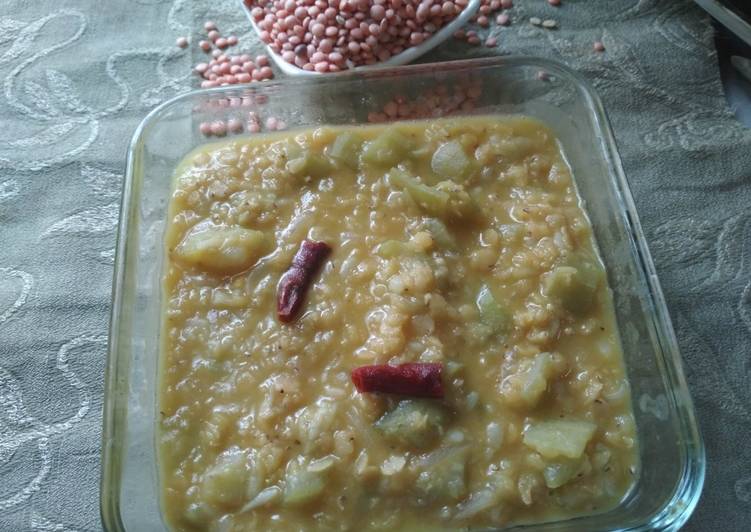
{"left": 176, "top": 36, "right": 189, "bottom": 48}
{"left": 371, "top": 5, "right": 386, "bottom": 20}
{"left": 318, "top": 39, "right": 334, "bottom": 54}
{"left": 227, "top": 118, "right": 244, "bottom": 133}
{"left": 265, "top": 116, "right": 279, "bottom": 130}
{"left": 594, "top": 40, "right": 605, "bottom": 52}
{"left": 369, "top": 82, "right": 482, "bottom": 122}
{"left": 455, "top": 0, "right": 526, "bottom": 45}
{"left": 191, "top": 24, "right": 274, "bottom": 87}
{"left": 210, "top": 120, "right": 227, "bottom": 136}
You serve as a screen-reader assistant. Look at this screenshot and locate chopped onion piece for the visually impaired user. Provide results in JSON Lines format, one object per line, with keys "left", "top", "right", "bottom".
{"left": 454, "top": 489, "right": 498, "bottom": 520}
{"left": 238, "top": 486, "right": 282, "bottom": 513}
{"left": 308, "top": 455, "right": 338, "bottom": 473}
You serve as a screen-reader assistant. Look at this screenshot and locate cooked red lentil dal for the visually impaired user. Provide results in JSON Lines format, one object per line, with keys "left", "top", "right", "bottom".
{"left": 159, "top": 116, "right": 638, "bottom": 531}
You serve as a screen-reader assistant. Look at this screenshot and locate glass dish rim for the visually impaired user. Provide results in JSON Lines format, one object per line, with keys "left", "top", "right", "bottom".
{"left": 100, "top": 55, "right": 706, "bottom": 532}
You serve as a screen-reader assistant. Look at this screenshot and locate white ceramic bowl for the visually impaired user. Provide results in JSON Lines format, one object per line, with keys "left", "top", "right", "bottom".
{"left": 241, "top": 0, "right": 481, "bottom": 76}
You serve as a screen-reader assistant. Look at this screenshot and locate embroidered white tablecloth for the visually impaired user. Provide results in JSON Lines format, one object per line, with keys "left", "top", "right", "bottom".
{"left": 0, "top": 0, "right": 749, "bottom": 529}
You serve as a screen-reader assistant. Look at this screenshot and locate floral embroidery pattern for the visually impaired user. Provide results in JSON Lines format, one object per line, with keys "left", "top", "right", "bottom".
{"left": 0, "top": 1, "right": 749, "bottom": 530}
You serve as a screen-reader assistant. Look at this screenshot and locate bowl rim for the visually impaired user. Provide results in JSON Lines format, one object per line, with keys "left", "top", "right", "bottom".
{"left": 100, "top": 55, "right": 706, "bottom": 532}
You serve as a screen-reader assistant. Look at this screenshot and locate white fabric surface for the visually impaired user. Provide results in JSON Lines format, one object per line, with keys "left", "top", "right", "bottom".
{"left": 0, "top": 0, "right": 750, "bottom": 530}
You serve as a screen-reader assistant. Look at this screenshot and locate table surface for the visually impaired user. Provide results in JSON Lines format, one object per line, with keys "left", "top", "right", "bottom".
{"left": 1, "top": 1, "right": 750, "bottom": 530}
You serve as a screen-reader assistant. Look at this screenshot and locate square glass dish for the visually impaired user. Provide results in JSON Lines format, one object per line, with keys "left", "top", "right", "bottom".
{"left": 100, "top": 57, "right": 705, "bottom": 531}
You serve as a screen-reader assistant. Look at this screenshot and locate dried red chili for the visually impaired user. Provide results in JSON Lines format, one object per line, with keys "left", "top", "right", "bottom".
{"left": 351, "top": 363, "right": 444, "bottom": 398}
{"left": 277, "top": 239, "right": 331, "bottom": 323}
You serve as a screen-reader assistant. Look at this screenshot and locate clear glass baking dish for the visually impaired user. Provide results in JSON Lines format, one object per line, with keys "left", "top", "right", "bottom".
{"left": 100, "top": 56, "right": 705, "bottom": 531}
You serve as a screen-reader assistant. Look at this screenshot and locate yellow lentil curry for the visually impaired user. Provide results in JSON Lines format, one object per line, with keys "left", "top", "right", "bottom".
{"left": 159, "top": 116, "right": 638, "bottom": 531}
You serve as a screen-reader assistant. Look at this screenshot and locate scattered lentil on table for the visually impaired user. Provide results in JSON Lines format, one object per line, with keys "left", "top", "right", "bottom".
{"left": 190, "top": 0, "right": 574, "bottom": 82}
{"left": 190, "top": 1, "right": 577, "bottom": 137}
{"left": 191, "top": 23, "right": 275, "bottom": 89}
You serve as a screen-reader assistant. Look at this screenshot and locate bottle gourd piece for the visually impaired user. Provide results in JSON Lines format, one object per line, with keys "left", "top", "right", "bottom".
{"left": 374, "top": 400, "right": 448, "bottom": 448}
{"left": 362, "top": 128, "right": 416, "bottom": 167}
{"left": 543, "top": 254, "right": 605, "bottom": 314}
{"left": 431, "top": 139, "right": 478, "bottom": 182}
{"left": 173, "top": 224, "right": 268, "bottom": 276}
